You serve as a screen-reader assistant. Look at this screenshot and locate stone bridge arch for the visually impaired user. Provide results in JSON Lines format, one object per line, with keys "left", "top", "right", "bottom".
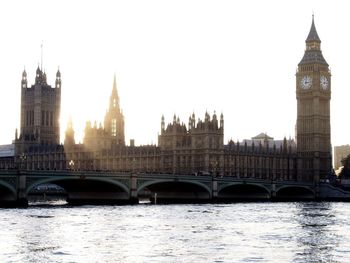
{"left": 0, "top": 180, "right": 17, "bottom": 202}
{"left": 275, "top": 185, "right": 315, "bottom": 200}
{"left": 218, "top": 182, "right": 271, "bottom": 200}
{"left": 26, "top": 176, "right": 131, "bottom": 204}
{"left": 137, "top": 179, "right": 212, "bottom": 203}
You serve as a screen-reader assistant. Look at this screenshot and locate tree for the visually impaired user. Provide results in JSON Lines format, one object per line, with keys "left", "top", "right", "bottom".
{"left": 339, "top": 154, "right": 350, "bottom": 179}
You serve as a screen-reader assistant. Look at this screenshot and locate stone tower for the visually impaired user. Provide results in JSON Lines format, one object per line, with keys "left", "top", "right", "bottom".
{"left": 15, "top": 67, "right": 61, "bottom": 154}
{"left": 64, "top": 116, "right": 75, "bottom": 148}
{"left": 158, "top": 112, "right": 224, "bottom": 174}
{"left": 296, "top": 16, "right": 332, "bottom": 182}
{"left": 104, "top": 75, "right": 125, "bottom": 145}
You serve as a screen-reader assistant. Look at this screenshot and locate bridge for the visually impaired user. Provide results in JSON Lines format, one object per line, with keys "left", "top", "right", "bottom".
{"left": 0, "top": 169, "right": 321, "bottom": 206}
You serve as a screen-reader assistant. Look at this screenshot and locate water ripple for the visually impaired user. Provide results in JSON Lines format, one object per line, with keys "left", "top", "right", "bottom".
{"left": 1, "top": 202, "right": 350, "bottom": 262}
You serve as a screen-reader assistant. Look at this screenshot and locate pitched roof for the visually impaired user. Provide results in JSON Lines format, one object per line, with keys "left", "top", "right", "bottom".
{"left": 252, "top": 132, "right": 273, "bottom": 140}
{"left": 0, "top": 144, "right": 15, "bottom": 158}
{"left": 298, "top": 50, "right": 328, "bottom": 66}
{"left": 306, "top": 16, "right": 321, "bottom": 42}
{"left": 299, "top": 16, "right": 328, "bottom": 66}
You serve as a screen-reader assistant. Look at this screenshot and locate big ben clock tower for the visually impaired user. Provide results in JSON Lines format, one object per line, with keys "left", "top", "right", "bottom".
{"left": 296, "top": 16, "right": 332, "bottom": 182}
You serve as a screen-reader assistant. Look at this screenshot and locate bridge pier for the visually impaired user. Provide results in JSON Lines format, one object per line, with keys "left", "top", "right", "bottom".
{"left": 314, "top": 185, "right": 320, "bottom": 199}
{"left": 0, "top": 198, "right": 28, "bottom": 208}
{"left": 271, "top": 183, "right": 276, "bottom": 198}
{"left": 130, "top": 174, "right": 139, "bottom": 204}
{"left": 15, "top": 198, "right": 28, "bottom": 207}
{"left": 212, "top": 179, "right": 218, "bottom": 202}
{"left": 17, "top": 171, "right": 28, "bottom": 207}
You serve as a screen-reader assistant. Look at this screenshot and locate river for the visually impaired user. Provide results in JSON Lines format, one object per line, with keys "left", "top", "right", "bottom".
{"left": 0, "top": 201, "right": 350, "bottom": 262}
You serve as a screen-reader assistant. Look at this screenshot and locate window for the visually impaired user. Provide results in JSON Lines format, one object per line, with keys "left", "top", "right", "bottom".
{"left": 31, "top": 111, "right": 34, "bottom": 126}
{"left": 46, "top": 111, "right": 49, "bottom": 126}
{"left": 42, "top": 111, "right": 45, "bottom": 125}
{"left": 111, "top": 119, "right": 117, "bottom": 136}
{"left": 50, "top": 112, "right": 53, "bottom": 126}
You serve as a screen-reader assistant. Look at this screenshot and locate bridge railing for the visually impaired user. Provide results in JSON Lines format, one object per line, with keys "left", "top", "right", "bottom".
{"left": 0, "top": 169, "right": 316, "bottom": 187}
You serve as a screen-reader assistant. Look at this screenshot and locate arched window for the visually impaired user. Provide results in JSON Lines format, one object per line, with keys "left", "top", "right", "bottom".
{"left": 111, "top": 119, "right": 117, "bottom": 136}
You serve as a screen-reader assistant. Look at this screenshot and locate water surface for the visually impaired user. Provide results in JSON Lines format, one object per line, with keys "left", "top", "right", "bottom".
{"left": 0, "top": 202, "right": 349, "bottom": 262}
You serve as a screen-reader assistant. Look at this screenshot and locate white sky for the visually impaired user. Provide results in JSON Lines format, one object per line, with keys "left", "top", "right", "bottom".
{"left": 0, "top": 0, "right": 349, "bottom": 147}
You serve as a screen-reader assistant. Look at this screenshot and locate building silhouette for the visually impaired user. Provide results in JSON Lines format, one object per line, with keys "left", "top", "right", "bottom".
{"left": 296, "top": 15, "right": 332, "bottom": 183}
{"left": 83, "top": 74, "right": 125, "bottom": 153}
{"left": 334, "top": 145, "right": 350, "bottom": 171}
{"left": 15, "top": 67, "right": 61, "bottom": 153}
{"left": 0, "top": 17, "right": 333, "bottom": 183}
{"left": 8, "top": 67, "right": 66, "bottom": 170}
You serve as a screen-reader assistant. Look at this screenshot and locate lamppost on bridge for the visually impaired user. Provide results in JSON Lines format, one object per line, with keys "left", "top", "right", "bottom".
{"left": 69, "top": 160, "right": 75, "bottom": 171}
{"left": 19, "top": 153, "right": 27, "bottom": 170}
{"left": 211, "top": 160, "right": 218, "bottom": 177}
{"left": 132, "top": 158, "right": 136, "bottom": 174}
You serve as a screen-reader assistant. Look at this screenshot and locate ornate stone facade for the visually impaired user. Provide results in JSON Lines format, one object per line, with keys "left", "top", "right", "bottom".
{"left": 1, "top": 17, "right": 332, "bottom": 183}
{"left": 15, "top": 67, "right": 61, "bottom": 154}
{"left": 61, "top": 74, "right": 298, "bottom": 179}
{"left": 296, "top": 16, "right": 332, "bottom": 182}
{"left": 9, "top": 67, "right": 66, "bottom": 171}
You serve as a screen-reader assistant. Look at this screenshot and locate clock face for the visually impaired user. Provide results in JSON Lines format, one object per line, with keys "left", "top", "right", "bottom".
{"left": 320, "top": 75, "right": 329, "bottom": 90}
{"left": 300, "top": 75, "right": 312, "bottom": 89}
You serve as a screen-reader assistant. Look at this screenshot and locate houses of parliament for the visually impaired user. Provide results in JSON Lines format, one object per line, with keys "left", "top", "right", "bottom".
{"left": 0, "top": 17, "right": 332, "bottom": 183}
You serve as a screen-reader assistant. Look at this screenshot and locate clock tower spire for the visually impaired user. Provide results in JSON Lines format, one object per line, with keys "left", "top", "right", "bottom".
{"left": 296, "top": 16, "right": 332, "bottom": 183}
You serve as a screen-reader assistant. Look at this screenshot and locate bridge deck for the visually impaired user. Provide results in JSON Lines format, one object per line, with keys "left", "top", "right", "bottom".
{"left": 0, "top": 169, "right": 320, "bottom": 206}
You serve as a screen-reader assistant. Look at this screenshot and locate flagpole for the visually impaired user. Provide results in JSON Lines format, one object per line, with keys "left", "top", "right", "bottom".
{"left": 41, "top": 42, "right": 43, "bottom": 71}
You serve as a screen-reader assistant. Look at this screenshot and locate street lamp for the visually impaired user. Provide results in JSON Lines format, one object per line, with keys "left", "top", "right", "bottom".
{"left": 69, "top": 160, "right": 75, "bottom": 170}
{"left": 211, "top": 160, "right": 218, "bottom": 177}
{"left": 19, "top": 153, "right": 27, "bottom": 170}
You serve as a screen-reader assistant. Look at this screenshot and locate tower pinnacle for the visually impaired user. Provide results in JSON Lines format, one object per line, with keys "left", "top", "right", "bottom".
{"left": 306, "top": 15, "right": 321, "bottom": 43}
{"left": 104, "top": 74, "right": 125, "bottom": 145}
{"left": 110, "top": 74, "right": 119, "bottom": 109}
{"left": 298, "top": 15, "right": 328, "bottom": 66}
{"left": 113, "top": 73, "right": 117, "bottom": 92}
